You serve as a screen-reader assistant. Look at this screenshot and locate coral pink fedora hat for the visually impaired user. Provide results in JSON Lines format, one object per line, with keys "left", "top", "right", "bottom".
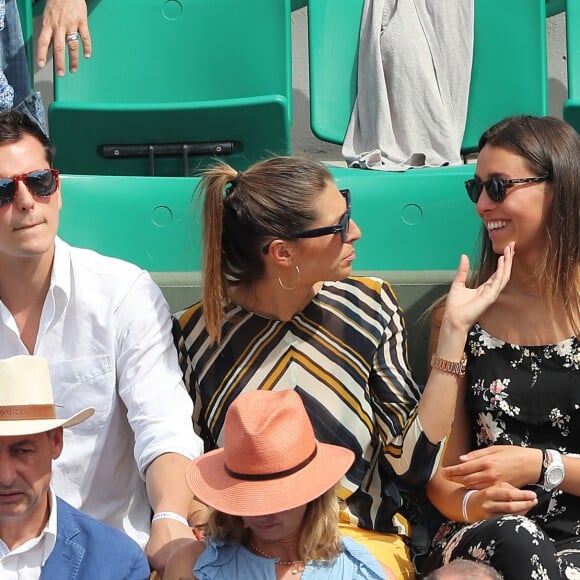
{"left": 186, "top": 389, "right": 354, "bottom": 516}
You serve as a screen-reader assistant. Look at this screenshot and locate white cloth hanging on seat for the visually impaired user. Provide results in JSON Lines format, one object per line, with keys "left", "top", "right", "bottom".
{"left": 343, "top": 0, "right": 474, "bottom": 171}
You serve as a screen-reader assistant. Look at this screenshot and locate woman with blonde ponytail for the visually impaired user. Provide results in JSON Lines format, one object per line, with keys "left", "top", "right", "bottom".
{"left": 173, "top": 155, "right": 513, "bottom": 579}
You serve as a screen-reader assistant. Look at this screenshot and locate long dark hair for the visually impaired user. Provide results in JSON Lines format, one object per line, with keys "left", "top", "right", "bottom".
{"left": 470, "top": 115, "right": 580, "bottom": 335}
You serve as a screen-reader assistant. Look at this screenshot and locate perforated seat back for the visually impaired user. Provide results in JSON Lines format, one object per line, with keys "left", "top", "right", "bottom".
{"left": 48, "top": 0, "right": 292, "bottom": 176}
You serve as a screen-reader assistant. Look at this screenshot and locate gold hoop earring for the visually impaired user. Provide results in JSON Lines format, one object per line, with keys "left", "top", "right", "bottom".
{"left": 278, "top": 265, "right": 301, "bottom": 291}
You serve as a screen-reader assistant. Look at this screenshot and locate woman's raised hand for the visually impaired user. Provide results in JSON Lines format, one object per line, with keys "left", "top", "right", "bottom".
{"left": 442, "top": 242, "right": 514, "bottom": 334}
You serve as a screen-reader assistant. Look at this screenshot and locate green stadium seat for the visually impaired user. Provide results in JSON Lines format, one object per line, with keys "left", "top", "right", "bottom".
{"left": 330, "top": 165, "right": 480, "bottom": 272}
{"left": 48, "top": 0, "right": 292, "bottom": 176}
{"left": 564, "top": 1, "right": 580, "bottom": 131}
{"left": 308, "top": 0, "right": 548, "bottom": 153}
{"left": 546, "top": 0, "right": 565, "bottom": 17}
{"left": 59, "top": 174, "right": 201, "bottom": 271}
{"left": 303, "top": 0, "right": 550, "bottom": 287}
{"left": 58, "top": 167, "right": 479, "bottom": 275}
{"left": 291, "top": 0, "right": 307, "bottom": 10}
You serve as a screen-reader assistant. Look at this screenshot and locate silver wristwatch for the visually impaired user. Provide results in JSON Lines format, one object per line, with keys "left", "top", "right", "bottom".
{"left": 542, "top": 449, "right": 565, "bottom": 491}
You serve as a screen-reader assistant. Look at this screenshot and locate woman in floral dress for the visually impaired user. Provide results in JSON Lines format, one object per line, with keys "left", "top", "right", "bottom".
{"left": 424, "top": 115, "right": 580, "bottom": 579}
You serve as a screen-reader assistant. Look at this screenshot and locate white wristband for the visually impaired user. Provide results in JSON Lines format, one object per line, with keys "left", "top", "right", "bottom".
{"left": 152, "top": 511, "right": 189, "bottom": 527}
{"left": 462, "top": 490, "right": 477, "bottom": 523}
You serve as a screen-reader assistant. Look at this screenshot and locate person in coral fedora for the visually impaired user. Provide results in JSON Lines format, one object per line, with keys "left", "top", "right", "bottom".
{"left": 164, "top": 389, "right": 395, "bottom": 579}
{"left": 0, "top": 355, "right": 150, "bottom": 579}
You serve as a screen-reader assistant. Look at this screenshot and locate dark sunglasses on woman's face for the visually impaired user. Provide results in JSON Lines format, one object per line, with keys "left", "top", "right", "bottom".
{"left": 0, "top": 168, "right": 60, "bottom": 207}
{"left": 464, "top": 175, "right": 549, "bottom": 204}
{"left": 262, "top": 189, "right": 352, "bottom": 254}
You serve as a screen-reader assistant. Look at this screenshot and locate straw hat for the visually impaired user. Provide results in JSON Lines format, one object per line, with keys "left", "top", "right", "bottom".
{"left": 0, "top": 355, "right": 94, "bottom": 436}
{"left": 185, "top": 389, "right": 354, "bottom": 516}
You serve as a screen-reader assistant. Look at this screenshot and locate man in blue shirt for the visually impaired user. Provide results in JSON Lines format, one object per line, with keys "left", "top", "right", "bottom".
{"left": 0, "top": 354, "right": 150, "bottom": 579}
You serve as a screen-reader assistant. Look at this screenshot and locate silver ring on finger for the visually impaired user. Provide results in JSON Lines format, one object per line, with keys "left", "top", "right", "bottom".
{"left": 66, "top": 32, "right": 79, "bottom": 43}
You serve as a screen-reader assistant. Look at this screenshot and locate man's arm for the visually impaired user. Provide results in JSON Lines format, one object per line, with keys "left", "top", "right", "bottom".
{"left": 37, "top": 0, "right": 91, "bottom": 76}
{"left": 113, "top": 271, "right": 203, "bottom": 574}
{"left": 145, "top": 452, "right": 196, "bottom": 575}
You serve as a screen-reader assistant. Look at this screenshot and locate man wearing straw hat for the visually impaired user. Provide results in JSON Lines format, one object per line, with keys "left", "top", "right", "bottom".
{"left": 0, "top": 355, "right": 149, "bottom": 578}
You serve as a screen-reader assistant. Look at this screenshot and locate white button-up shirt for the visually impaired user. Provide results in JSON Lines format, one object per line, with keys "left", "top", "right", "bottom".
{"left": 0, "top": 488, "right": 57, "bottom": 579}
{"left": 0, "top": 238, "right": 202, "bottom": 547}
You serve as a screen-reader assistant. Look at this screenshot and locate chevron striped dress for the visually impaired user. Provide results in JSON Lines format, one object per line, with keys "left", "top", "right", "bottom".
{"left": 172, "top": 276, "right": 443, "bottom": 534}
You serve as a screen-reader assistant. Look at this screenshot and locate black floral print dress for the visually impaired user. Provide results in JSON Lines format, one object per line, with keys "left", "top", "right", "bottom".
{"left": 425, "top": 324, "right": 580, "bottom": 580}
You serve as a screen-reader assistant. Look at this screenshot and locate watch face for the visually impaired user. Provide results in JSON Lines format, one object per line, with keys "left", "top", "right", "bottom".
{"left": 546, "top": 466, "right": 565, "bottom": 486}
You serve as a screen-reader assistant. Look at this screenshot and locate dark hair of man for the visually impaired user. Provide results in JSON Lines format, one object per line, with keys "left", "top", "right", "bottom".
{"left": 0, "top": 109, "right": 54, "bottom": 166}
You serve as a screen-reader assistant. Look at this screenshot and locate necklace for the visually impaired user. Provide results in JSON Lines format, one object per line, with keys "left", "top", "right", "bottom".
{"left": 507, "top": 280, "right": 541, "bottom": 298}
{"left": 247, "top": 541, "right": 305, "bottom": 575}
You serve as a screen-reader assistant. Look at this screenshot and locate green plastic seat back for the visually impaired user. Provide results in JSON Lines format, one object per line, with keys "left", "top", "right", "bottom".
{"left": 564, "top": 1, "right": 580, "bottom": 130}
{"left": 308, "top": 0, "right": 547, "bottom": 151}
{"left": 58, "top": 166, "right": 479, "bottom": 274}
{"left": 49, "top": 0, "right": 292, "bottom": 176}
{"left": 59, "top": 175, "right": 202, "bottom": 272}
{"left": 330, "top": 165, "right": 480, "bottom": 271}
{"left": 546, "top": 0, "right": 565, "bottom": 17}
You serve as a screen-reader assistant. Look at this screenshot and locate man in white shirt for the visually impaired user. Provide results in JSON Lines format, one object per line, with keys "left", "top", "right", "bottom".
{"left": 0, "top": 109, "right": 204, "bottom": 574}
{"left": 0, "top": 355, "right": 150, "bottom": 579}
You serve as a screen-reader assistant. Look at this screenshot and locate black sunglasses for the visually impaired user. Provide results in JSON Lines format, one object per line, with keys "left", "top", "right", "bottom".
{"left": 262, "top": 189, "right": 351, "bottom": 254}
{"left": 0, "top": 168, "right": 60, "bottom": 207}
{"left": 464, "top": 175, "right": 549, "bottom": 204}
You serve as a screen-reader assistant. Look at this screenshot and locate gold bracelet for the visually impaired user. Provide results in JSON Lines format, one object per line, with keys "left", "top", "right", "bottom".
{"left": 430, "top": 353, "right": 467, "bottom": 377}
